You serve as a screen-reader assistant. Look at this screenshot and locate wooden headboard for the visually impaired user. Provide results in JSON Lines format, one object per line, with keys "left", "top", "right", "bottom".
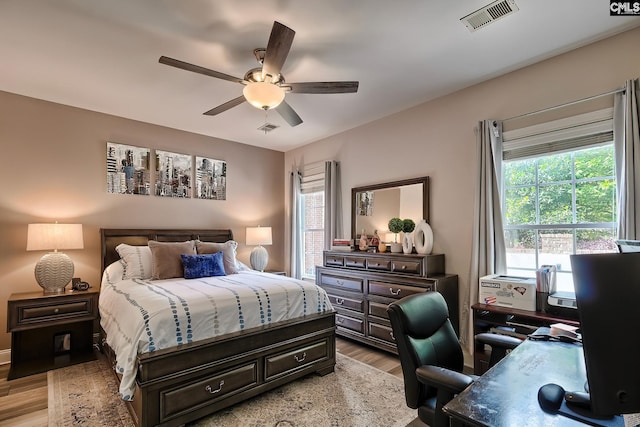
{"left": 100, "top": 228, "right": 234, "bottom": 272}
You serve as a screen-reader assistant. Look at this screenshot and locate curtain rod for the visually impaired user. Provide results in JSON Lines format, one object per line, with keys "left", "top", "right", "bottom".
{"left": 503, "top": 87, "right": 625, "bottom": 123}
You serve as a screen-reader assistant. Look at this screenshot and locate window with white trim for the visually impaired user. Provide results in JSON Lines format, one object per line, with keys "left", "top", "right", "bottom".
{"left": 501, "top": 109, "right": 618, "bottom": 293}
{"left": 300, "top": 163, "right": 325, "bottom": 279}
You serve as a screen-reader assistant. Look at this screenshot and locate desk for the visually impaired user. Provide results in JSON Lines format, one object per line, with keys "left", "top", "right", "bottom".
{"left": 443, "top": 338, "right": 623, "bottom": 426}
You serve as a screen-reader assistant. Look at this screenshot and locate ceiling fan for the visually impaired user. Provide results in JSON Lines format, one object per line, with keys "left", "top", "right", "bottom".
{"left": 159, "top": 21, "right": 359, "bottom": 127}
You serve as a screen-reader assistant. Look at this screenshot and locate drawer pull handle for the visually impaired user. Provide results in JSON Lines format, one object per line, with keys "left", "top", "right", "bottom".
{"left": 335, "top": 298, "right": 344, "bottom": 305}
{"left": 337, "top": 317, "right": 344, "bottom": 323}
{"left": 401, "top": 265, "right": 407, "bottom": 270}
{"left": 390, "top": 331, "right": 395, "bottom": 341}
{"left": 294, "top": 352, "right": 306, "bottom": 363}
{"left": 389, "top": 288, "right": 401, "bottom": 296}
{"left": 336, "top": 280, "right": 343, "bottom": 285}
{"left": 205, "top": 380, "right": 224, "bottom": 394}
{"left": 53, "top": 308, "right": 60, "bottom": 314}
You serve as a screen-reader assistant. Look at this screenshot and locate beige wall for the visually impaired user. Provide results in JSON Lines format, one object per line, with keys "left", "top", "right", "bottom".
{"left": 0, "top": 92, "right": 285, "bottom": 351}
{"left": 285, "top": 27, "right": 640, "bottom": 329}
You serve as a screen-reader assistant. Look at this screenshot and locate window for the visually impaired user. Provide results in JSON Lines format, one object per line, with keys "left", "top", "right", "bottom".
{"left": 502, "top": 110, "right": 618, "bottom": 292}
{"left": 299, "top": 162, "right": 326, "bottom": 279}
{"left": 301, "top": 191, "right": 325, "bottom": 279}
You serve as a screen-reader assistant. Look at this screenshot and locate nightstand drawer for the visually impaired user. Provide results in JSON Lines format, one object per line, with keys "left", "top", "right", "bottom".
{"left": 8, "top": 291, "right": 97, "bottom": 332}
{"left": 22, "top": 301, "right": 90, "bottom": 321}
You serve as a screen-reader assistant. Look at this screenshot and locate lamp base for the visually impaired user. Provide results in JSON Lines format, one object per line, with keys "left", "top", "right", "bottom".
{"left": 250, "top": 246, "right": 269, "bottom": 272}
{"left": 34, "top": 252, "right": 74, "bottom": 294}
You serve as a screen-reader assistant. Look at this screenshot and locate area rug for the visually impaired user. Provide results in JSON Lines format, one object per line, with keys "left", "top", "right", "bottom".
{"left": 48, "top": 353, "right": 416, "bottom": 427}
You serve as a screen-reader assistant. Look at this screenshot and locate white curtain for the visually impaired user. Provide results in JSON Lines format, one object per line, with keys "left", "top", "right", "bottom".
{"left": 290, "top": 170, "right": 303, "bottom": 279}
{"left": 463, "top": 120, "right": 507, "bottom": 352}
{"left": 614, "top": 78, "right": 640, "bottom": 240}
{"left": 324, "top": 160, "right": 342, "bottom": 249}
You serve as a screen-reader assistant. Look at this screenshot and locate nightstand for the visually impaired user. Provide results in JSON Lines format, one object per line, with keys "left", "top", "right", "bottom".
{"left": 265, "top": 270, "right": 287, "bottom": 276}
{"left": 7, "top": 288, "right": 99, "bottom": 380}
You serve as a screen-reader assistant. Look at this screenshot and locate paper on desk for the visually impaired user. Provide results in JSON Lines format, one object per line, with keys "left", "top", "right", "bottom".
{"left": 624, "top": 413, "right": 640, "bottom": 427}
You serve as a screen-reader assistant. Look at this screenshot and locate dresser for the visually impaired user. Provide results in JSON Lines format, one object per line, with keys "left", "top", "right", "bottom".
{"left": 316, "top": 250, "right": 459, "bottom": 354}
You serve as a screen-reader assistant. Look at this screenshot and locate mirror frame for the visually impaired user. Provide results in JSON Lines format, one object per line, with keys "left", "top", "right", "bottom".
{"left": 351, "top": 176, "right": 430, "bottom": 242}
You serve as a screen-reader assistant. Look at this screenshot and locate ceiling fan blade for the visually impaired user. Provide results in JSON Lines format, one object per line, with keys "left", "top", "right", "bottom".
{"left": 203, "top": 96, "right": 246, "bottom": 116}
{"left": 262, "top": 22, "right": 295, "bottom": 81}
{"left": 275, "top": 100, "right": 303, "bottom": 127}
{"left": 159, "top": 56, "right": 244, "bottom": 84}
{"left": 285, "top": 81, "right": 359, "bottom": 94}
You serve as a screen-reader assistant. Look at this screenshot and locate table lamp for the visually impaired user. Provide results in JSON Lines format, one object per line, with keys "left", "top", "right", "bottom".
{"left": 246, "top": 226, "right": 272, "bottom": 272}
{"left": 27, "top": 223, "right": 84, "bottom": 294}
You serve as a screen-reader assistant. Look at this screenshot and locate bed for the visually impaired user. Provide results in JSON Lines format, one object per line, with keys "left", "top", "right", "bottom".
{"left": 99, "top": 228, "right": 336, "bottom": 427}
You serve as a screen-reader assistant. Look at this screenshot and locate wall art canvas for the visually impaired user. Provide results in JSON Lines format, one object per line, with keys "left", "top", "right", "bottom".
{"left": 106, "top": 142, "right": 151, "bottom": 195}
{"left": 196, "top": 156, "right": 227, "bottom": 200}
{"left": 155, "top": 150, "right": 192, "bottom": 198}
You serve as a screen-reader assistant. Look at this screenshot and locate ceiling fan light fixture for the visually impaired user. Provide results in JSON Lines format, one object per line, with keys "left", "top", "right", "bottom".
{"left": 243, "top": 81, "right": 284, "bottom": 110}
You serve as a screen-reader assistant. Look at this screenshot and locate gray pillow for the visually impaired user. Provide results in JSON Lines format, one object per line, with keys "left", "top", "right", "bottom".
{"left": 195, "top": 240, "right": 239, "bottom": 274}
{"left": 148, "top": 240, "right": 196, "bottom": 280}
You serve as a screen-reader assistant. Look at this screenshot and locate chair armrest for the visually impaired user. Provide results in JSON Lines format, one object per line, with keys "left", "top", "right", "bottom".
{"left": 475, "top": 332, "right": 521, "bottom": 350}
{"left": 416, "top": 365, "right": 474, "bottom": 395}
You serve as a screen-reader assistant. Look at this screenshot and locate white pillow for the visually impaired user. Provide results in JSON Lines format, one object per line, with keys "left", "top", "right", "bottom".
{"left": 115, "top": 243, "right": 153, "bottom": 280}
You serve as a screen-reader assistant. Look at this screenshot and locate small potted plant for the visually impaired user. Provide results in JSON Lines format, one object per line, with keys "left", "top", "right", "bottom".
{"left": 388, "top": 217, "right": 404, "bottom": 253}
{"left": 402, "top": 219, "right": 416, "bottom": 254}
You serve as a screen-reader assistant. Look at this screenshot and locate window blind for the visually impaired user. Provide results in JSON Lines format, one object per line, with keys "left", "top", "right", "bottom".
{"left": 300, "top": 161, "right": 325, "bottom": 194}
{"left": 502, "top": 108, "right": 613, "bottom": 160}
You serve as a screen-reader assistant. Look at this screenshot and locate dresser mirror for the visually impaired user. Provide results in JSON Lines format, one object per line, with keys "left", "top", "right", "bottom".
{"left": 351, "top": 176, "right": 429, "bottom": 242}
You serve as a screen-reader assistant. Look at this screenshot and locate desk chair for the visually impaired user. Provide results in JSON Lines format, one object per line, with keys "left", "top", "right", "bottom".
{"left": 387, "top": 292, "right": 521, "bottom": 427}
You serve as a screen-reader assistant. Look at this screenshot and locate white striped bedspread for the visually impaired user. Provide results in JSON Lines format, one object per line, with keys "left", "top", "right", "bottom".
{"left": 99, "top": 263, "right": 334, "bottom": 400}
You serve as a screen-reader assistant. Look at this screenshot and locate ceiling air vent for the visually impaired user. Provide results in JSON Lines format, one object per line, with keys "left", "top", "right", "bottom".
{"left": 257, "top": 123, "right": 279, "bottom": 134}
{"left": 461, "top": 0, "right": 519, "bottom": 32}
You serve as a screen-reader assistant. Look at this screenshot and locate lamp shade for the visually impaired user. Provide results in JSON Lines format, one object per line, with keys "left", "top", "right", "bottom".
{"left": 27, "top": 223, "right": 83, "bottom": 294}
{"left": 27, "top": 223, "right": 84, "bottom": 251}
{"left": 246, "top": 226, "right": 273, "bottom": 246}
{"left": 243, "top": 82, "right": 285, "bottom": 110}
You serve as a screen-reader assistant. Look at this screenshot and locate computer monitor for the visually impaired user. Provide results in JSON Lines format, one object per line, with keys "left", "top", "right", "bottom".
{"left": 570, "top": 252, "right": 640, "bottom": 416}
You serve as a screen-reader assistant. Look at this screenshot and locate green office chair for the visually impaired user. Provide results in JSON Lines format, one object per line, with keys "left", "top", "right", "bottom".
{"left": 387, "top": 291, "right": 520, "bottom": 427}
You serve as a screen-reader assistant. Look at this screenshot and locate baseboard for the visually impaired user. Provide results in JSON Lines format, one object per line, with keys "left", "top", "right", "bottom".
{"left": 0, "top": 348, "right": 10, "bottom": 365}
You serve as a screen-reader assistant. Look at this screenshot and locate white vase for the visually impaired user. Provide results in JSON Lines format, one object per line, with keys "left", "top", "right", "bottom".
{"left": 414, "top": 219, "right": 433, "bottom": 254}
{"left": 402, "top": 233, "right": 413, "bottom": 254}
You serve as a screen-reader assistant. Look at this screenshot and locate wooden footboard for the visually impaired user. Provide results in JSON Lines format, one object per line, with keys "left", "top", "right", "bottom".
{"left": 102, "top": 312, "right": 336, "bottom": 427}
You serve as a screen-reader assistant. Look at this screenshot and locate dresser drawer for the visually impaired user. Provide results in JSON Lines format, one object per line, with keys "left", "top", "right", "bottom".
{"left": 319, "top": 273, "right": 364, "bottom": 293}
{"left": 368, "top": 301, "right": 390, "bottom": 319}
{"left": 368, "top": 322, "right": 396, "bottom": 345}
{"left": 344, "top": 256, "right": 366, "bottom": 269}
{"left": 368, "top": 281, "right": 432, "bottom": 299}
{"left": 336, "top": 313, "right": 365, "bottom": 334}
{"left": 328, "top": 294, "right": 364, "bottom": 313}
{"left": 161, "top": 362, "right": 257, "bottom": 419}
{"left": 325, "top": 254, "right": 344, "bottom": 267}
{"left": 265, "top": 340, "right": 328, "bottom": 380}
{"left": 391, "top": 259, "right": 422, "bottom": 274}
{"left": 8, "top": 293, "right": 97, "bottom": 331}
{"left": 367, "top": 258, "right": 391, "bottom": 272}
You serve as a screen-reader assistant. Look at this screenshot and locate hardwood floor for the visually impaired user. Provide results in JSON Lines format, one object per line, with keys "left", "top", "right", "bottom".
{"left": 0, "top": 337, "right": 403, "bottom": 426}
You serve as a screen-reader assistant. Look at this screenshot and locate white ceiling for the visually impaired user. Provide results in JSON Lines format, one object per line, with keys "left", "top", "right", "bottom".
{"left": 1, "top": 1, "right": 638, "bottom": 152}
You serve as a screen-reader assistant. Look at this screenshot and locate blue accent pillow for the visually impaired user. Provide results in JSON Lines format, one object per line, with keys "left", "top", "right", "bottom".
{"left": 181, "top": 252, "right": 226, "bottom": 279}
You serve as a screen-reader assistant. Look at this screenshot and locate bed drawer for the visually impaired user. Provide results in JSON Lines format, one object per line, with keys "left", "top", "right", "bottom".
{"left": 319, "top": 272, "right": 364, "bottom": 293}
{"left": 368, "top": 281, "right": 432, "bottom": 300}
{"left": 265, "top": 340, "right": 328, "bottom": 380}
{"left": 160, "top": 362, "right": 257, "bottom": 419}
{"left": 335, "top": 313, "right": 365, "bottom": 334}
{"left": 368, "top": 322, "right": 395, "bottom": 345}
{"left": 328, "top": 293, "right": 365, "bottom": 313}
